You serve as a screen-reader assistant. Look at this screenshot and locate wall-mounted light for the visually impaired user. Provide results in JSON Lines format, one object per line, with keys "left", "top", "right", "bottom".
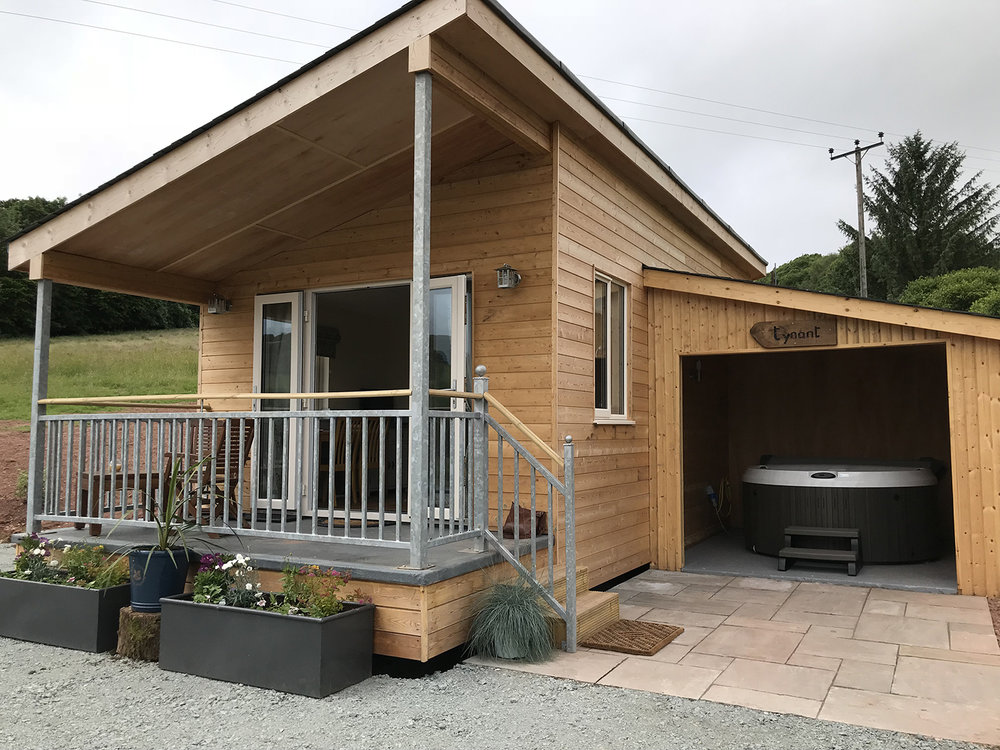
{"left": 207, "top": 293, "right": 231, "bottom": 314}
{"left": 496, "top": 264, "right": 521, "bottom": 289}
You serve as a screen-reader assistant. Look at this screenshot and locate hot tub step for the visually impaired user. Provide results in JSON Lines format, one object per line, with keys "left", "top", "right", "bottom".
{"left": 779, "top": 527, "right": 861, "bottom": 576}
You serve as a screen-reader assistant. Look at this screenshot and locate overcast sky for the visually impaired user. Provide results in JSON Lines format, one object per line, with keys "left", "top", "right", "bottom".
{"left": 2, "top": 0, "right": 998, "bottom": 269}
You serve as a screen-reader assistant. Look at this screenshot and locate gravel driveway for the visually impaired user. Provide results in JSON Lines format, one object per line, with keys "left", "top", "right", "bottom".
{"left": 0, "top": 544, "right": 991, "bottom": 749}
{"left": 0, "top": 635, "right": 991, "bottom": 750}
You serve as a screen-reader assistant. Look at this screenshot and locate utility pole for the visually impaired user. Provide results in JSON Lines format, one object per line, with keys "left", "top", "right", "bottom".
{"left": 830, "top": 133, "right": 884, "bottom": 298}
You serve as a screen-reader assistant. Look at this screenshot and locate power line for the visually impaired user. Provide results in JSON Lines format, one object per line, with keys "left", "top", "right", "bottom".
{"left": 623, "top": 115, "right": 829, "bottom": 150}
{"left": 73, "top": 0, "right": 331, "bottom": 48}
{"left": 582, "top": 73, "right": 1000, "bottom": 157}
{"left": 206, "top": 0, "right": 359, "bottom": 33}
{"left": 581, "top": 74, "right": 877, "bottom": 135}
{"left": 0, "top": 9, "right": 304, "bottom": 64}
{"left": 7, "top": 5, "right": 1000, "bottom": 162}
{"left": 602, "top": 95, "right": 861, "bottom": 146}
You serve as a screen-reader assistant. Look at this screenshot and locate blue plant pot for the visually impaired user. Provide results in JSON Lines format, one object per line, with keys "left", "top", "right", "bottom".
{"left": 128, "top": 548, "right": 189, "bottom": 613}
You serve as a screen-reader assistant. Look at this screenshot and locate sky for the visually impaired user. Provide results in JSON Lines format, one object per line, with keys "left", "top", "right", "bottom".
{"left": 2, "top": 0, "right": 999, "bottom": 269}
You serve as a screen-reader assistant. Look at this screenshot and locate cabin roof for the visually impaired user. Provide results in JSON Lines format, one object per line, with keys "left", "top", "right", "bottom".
{"left": 8, "top": 0, "right": 765, "bottom": 301}
{"left": 644, "top": 267, "right": 1000, "bottom": 341}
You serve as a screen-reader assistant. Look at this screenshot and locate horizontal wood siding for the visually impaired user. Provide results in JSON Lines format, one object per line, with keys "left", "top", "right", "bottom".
{"left": 649, "top": 286, "right": 1000, "bottom": 597}
{"left": 553, "top": 126, "right": 752, "bottom": 585}
{"left": 199, "top": 149, "right": 554, "bottom": 445}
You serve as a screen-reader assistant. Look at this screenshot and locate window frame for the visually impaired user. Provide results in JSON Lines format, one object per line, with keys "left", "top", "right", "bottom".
{"left": 594, "top": 273, "right": 629, "bottom": 422}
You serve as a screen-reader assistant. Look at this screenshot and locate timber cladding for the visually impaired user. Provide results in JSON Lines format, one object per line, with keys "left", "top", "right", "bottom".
{"left": 551, "top": 127, "right": 754, "bottom": 586}
{"left": 255, "top": 559, "right": 532, "bottom": 661}
{"left": 647, "top": 274, "right": 1000, "bottom": 597}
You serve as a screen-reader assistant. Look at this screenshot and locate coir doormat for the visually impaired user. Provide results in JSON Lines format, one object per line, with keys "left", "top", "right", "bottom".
{"left": 579, "top": 620, "right": 684, "bottom": 656}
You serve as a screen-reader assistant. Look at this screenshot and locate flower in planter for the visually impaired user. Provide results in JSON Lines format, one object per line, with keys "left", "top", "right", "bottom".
{"left": 2, "top": 534, "right": 128, "bottom": 589}
{"left": 191, "top": 556, "right": 365, "bottom": 618}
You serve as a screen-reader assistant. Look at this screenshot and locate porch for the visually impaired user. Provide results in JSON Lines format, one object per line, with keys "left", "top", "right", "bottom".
{"left": 26, "top": 378, "right": 580, "bottom": 660}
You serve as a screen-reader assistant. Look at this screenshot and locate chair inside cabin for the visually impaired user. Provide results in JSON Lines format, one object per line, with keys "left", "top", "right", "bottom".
{"left": 181, "top": 419, "right": 255, "bottom": 527}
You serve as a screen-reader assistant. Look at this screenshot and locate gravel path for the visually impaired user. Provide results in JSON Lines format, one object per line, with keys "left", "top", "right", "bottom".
{"left": 0, "top": 636, "right": 992, "bottom": 750}
{"left": 0, "top": 543, "right": 993, "bottom": 749}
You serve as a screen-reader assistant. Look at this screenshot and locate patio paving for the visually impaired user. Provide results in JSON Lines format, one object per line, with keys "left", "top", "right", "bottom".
{"left": 468, "top": 570, "right": 1000, "bottom": 746}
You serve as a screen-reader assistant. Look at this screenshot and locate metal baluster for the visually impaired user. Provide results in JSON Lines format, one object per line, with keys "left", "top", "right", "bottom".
{"left": 395, "top": 416, "right": 403, "bottom": 543}
{"left": 377, "top": 416, "right": 386, "bottom": 541}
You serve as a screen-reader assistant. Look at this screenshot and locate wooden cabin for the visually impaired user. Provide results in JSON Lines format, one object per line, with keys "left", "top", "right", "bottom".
{"left": 8, "top": 0, "right": 999, "bottom": 665}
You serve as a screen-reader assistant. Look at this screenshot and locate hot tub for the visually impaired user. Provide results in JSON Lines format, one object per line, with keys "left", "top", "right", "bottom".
{"left": 742, "top": 459, "right": 941, "bottom": 564}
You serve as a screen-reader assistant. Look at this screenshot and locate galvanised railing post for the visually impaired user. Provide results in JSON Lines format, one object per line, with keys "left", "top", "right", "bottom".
{"left": 408, "top": 69, "right": 432, "bottom": 569}
{"left": 563, "top": 435, "right": 577, "bottom": 652}
{"left": 471, "top": 365, "right": 489, "bottom": 552}
{"left": 27, "top": 279, "right": 52, "bottom": 534}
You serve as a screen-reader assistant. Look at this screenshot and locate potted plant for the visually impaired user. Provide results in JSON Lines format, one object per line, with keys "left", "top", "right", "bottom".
{"left": 0, "top": 533, "right": 130, "bottom": 652}
{"left": 467, "top": 580, "right": 552, "bottom": 662}
{"left": 159, "top": 554, "right": 375, "bottom": 697}
{"left": 117, "top": 456, "right": 211, "bottom": 613}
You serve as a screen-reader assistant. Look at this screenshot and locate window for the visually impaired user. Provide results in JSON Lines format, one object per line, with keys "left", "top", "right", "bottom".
{"left": 595, "top": 274, "right": 627, "bottom": 419}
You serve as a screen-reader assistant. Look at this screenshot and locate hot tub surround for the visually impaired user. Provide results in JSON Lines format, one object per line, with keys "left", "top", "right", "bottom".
{"left": 742, "top": 459, "right": 941, "bottom": 564}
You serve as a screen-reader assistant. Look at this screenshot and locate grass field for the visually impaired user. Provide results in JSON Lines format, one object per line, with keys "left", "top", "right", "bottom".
{"left": 0, "top": 329, "right": 198, "bottom": 420}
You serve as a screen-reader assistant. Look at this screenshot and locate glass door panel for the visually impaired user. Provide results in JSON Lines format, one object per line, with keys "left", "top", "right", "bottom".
{"left": 253, "top": 293, "right": 301, "bottom": 509}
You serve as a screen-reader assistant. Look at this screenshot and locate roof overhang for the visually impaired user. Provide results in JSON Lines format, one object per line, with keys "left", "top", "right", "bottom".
{"left": 644, "top": 268, "right": 1000, "bottom": 341}
{"left": 9, "top": 0, "right": 765, "bottom": 303}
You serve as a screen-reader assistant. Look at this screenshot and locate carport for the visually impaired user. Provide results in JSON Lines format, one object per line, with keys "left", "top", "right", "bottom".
{"left": 646, "top": 269, "right": 1000, "bottom": 597}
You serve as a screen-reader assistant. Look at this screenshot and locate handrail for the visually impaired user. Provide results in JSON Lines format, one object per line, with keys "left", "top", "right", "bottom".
{"left": 39, "top": 388, "right": 486, "bottom": 406}
{"left": 39, "top": 389, "right": 413, "bottom": 405}
{"left": 484, "top": 392, "right": 564, "bottom": 469}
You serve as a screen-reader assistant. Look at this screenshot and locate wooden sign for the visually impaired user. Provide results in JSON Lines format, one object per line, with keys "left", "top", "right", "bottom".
{"left": 750, "top": 320, "right": 837, "bottom": 349}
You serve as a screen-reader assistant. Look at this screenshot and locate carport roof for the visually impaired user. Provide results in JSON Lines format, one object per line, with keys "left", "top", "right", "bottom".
{"left": 7, "top": 0, "right": 764, "bottom": 305}
{"left": 644, "top": 267, "right": 1000, "bottom": 341}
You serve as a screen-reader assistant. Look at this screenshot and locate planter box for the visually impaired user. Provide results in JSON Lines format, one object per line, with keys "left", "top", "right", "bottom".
{"left": 159, "top": 595, "right": 374, "bottom": 698}
{"left": 0, "top": 577, "right": 131, "bottom": 652}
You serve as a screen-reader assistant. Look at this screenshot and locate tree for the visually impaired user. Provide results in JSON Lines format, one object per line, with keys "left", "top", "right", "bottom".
{"left": 898, "top": 267, "right": 1000, "bottom": 315}
{"left": 765, "top": 253, "right": 839, "bottom": 292}
{"left": 1, "top": 197, "right": 198, "bottom": 337}
{"left": 863, "top": 132, "right": 1000, "bottom": 299}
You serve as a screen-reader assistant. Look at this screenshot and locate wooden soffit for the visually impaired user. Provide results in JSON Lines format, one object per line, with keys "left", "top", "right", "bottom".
{"left": 644, "top": 269, "right": 1000, "bottom": 342}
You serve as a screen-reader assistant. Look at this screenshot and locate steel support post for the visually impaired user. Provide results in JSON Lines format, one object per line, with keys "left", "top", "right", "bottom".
{"left": 471, "top": 366, "right": 489, "bottom": 552}
{"left": 408, "top": 70, "right": 432, "bottom": 569}
{"left": 27, "top": 279, "right": 52, "bottom": 533}
{"left": 563, "top": 436, "right": 577, "bottom": 652}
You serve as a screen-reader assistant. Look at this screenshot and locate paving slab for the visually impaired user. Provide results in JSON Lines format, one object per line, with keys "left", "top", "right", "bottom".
{"left": 853, "top": 612, "right": 950, "bottom": 649}
{"left": 714, "top": 657, "right": 834, "bottom": 701}
{"left": 834, "top": 660, "right": 895, "bottom": 693}
{"left": 597, "top": 656, "right": 719, "bottom": 699}
{"left": 820, "top": 686, "right": 1000, "bottom": 745}
{"left": 892, "top": 655, "right": 1000, "bottom": 708}
{"left": 692, "top": 624, "right": 803, "bottom": 663}
{"left": 702, "top": 684, "right": 821, "bottom": 719}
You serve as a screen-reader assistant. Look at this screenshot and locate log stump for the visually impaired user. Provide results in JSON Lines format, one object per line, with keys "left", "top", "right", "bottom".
{"left": 116, "top": 607, "right": 161, "bottom": 661}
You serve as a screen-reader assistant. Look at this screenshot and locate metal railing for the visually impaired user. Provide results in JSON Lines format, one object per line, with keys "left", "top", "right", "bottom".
{"left": 31, "top": 373, "right": 577, "bottom": 650}
{"left": 472, "top": 369, "right": 577, "bottom": 651}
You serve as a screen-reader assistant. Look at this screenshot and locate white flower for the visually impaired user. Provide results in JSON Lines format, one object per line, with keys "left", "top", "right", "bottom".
{"left": 221, "top": 561, "right": 234, "bottom": 571}
{"left": 245, "top": 583, "right": 253, "bottom": 591}
{"left": 31, "top": 548, "right": 45, "bottom": 557}
{"left": 288, "top": 606, "right": 299, "bottom": 615}
{"left": 234, "top": 553, "right": 246, "bottom": 564}
{"left": 246, "top": 566, "right": 253, "bottom": 572}
{"left": 49, "top": 560, "right": 60, "bottom": 567}
{"left": 63, "top": 545, "right": 72, "bottom": 552}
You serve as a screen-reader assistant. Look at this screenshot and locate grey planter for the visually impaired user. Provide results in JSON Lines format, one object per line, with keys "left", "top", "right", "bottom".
{"left": 0, "top": 577, "right": 130, "bottom": 652}
{"left": 159, "top": 595, "right": 374, "bottom": 698}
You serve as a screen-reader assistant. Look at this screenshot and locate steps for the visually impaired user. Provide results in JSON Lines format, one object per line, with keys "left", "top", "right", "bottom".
{"left": 543, "top": 566, "right": 619, "bottom": 647}
{"left": 779, "top": 526, "right": 861, "bottom": 576}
